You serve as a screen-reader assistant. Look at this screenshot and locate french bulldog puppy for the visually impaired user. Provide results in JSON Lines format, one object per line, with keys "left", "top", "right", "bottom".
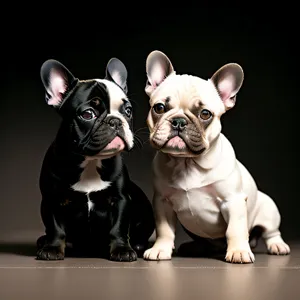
{"left": 36, "top": 58, "right": 155, "bottom": 261}
{"left": 143, "top": 50, "right": 290, "bottom": 263}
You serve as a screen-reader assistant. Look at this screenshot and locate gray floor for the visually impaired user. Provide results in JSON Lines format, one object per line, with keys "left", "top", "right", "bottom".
{"left": 0, "top": 230, "right": 299, "bottom": 300}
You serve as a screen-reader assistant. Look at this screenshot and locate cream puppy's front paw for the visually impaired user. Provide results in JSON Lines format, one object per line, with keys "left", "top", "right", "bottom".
{"left": 143, "top": 238, "right": 174, "bottom": 261}
{"left": 225, "top": 241, "right": 255, "bottom": 264}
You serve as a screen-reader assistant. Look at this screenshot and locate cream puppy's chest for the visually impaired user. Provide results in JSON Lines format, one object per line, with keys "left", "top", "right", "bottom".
{"left": 165, "top": 185, "right": 227, "bottom": 239}
{"left": 157, "top": 160, "right": 227, "bottom": 238}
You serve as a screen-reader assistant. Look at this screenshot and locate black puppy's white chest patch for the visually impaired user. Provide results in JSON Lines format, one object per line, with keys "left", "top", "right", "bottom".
{"left": 71, "top": 159, "right": 111, "bottom": 194}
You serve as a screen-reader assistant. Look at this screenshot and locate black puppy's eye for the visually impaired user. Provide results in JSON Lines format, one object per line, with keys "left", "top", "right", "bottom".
{"left": 153, "top": 103, "right": 166, "bottom": 114}
{"left": 125, "top": 107, "right": 132, "bottom": 118}
{"left": 200, "top": 109, "right": 212, "bottom": 120}
{"left": 81, "top": 109, "right": 96, "bottom": 120}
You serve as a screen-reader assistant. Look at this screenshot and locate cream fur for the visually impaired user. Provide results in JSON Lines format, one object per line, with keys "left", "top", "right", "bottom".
{"left": 143, "top": 51, "right": 290, "bottom": 263}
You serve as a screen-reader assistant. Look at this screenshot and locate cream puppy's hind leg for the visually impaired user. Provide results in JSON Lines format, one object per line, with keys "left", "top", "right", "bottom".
{"left": 254, "top": 191, "right": 290, "bottom": 255}
{"left": 143, "top": 193, "right": 177, "bottom": 260}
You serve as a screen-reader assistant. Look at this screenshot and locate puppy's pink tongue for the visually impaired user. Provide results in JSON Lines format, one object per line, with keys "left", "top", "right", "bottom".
{"left": 103, "top": 136, "right": 125, "bottom": 151}
{"left": 166, "top": 136, "right": 186, "bottom": 149}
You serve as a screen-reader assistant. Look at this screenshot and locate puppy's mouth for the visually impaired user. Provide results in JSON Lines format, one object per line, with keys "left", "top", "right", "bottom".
{"left": 101, "top": 136, "right": 125, "bottom": 154}
{"left": 83, "top": 115, "right": 133, "bottom": 159}
{"left": 163, "top": 136, "right": 186, "bottom": 151}
{"left": 154, "top": 133, "right": 206, "bottom": 157}
{"left": 161, "top": 136, "right": 190, "bottom": 157}
{"left": 92, "top": 135, "right": 128, "bottom": 158}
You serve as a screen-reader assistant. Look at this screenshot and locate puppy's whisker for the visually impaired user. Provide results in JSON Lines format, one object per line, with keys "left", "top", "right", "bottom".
{"left": 128, "top": 98, "right": 138, "bottom": 106}
{"left": 134, "top": 127, "right": 150, "bottom": 135}
{"left": 135, "top": 136, "right": 144, "bottom": 149}
{"left": 135, "top": 126, "right": 149, "bottom": 132}
{"left": 126, "top": 92, "right": 138, "bottom": 98}
{"left": 143, "top": 139, "right": 151, "bottom": 146}
{"left": 131, "top": 134, "right": 144, "bottom": 150}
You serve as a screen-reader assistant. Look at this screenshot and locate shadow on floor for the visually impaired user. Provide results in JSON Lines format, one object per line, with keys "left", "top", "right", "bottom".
{"left": 0, "top": 240, "right": 275, "bottom": 261}
{"left": 0, "top": 242, "right": 37, "bottom": 257}
{"left": 0, "top": 242, "right": 111, "bottom": 259}
{"left": 0, "top": 242, "right": 149, "bottom": 260}
{"left": 174, "top": 240, "right": 272, "bottom": 263}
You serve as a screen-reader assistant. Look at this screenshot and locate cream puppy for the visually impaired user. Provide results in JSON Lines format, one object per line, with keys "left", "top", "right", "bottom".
{"left": 143, "top": 50, "right": 290, "bottom": 263}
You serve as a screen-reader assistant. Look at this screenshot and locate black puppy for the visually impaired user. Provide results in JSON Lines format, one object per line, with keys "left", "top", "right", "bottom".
{"left": 36, "top": 58, "right": 155, "bottom": 262}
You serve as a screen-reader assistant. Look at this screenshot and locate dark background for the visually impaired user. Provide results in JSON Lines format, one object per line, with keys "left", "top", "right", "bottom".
{"left": 0, "top": 5, "right": 298, "bottom": 245}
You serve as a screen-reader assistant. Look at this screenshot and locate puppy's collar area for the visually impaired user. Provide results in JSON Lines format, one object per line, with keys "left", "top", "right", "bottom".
{"left": 192, "top": 135, "right": 223, "bottom": 170}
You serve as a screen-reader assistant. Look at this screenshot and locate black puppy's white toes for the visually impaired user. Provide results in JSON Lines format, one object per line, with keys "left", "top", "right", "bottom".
{"left": 110, "top": 245, "right": 137, "bottom": 262}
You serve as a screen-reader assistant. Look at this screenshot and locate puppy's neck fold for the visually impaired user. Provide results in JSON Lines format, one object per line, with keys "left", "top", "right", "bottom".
{"left": 164, "top": 134, "right": 223, "bottom": 170}
{"left": 193, "top": 134, "right": 223, "bottom": 169}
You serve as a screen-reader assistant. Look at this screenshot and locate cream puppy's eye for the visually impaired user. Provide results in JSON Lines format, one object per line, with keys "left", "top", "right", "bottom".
{"left": 200, "top": 109, "right": 212, "bottom": 120}
{"left": 153, "top": 103, "right": 166, "bottom": 114}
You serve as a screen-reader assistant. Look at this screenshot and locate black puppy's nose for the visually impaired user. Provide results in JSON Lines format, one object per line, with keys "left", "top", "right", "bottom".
{"left": 171, "top": 118, "right": 187, "bottom": 131}
{"left": 108, "top": 118, "right": 122, "bottom": 129}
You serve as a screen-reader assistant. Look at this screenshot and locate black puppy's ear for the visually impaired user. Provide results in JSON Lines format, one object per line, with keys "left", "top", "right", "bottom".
{"left": 145, "top": 50, "right": 175, "bottom": 96}
{"left": 40, "top": 59, "right": 76, "bottom": 107}
{"left": 211, "top": 63, "right": 244, "bottom": 111}
{"left": 105, "top": 58, "right": 128, "bottom": 94}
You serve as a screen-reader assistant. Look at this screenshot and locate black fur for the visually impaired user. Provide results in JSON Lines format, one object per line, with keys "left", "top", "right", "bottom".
{"left": 36, "top": 59, "right": 155, "bottom": 261}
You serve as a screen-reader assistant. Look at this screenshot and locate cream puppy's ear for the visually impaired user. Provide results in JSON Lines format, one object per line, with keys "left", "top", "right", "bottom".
{"left": 211, "top": 63, "right": 244, "bottom": 111}
{"left": 145, "top": 50, "right": 175, "bottom": 96}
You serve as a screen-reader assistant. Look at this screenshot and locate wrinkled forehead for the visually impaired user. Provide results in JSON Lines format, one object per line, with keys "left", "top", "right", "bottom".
{"left": 150, "top": 74, "right": 223, "bottom": 113}
{"left": 62, "top": 79, "right": 128, "bottom": 114}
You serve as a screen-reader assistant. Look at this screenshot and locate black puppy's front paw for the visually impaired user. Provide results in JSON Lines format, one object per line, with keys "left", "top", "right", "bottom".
{"left": 36, "top": 245, "right": 65, "bottom": 261}
{"left": 110, "top": 244, "right": 137, "bottom": 262}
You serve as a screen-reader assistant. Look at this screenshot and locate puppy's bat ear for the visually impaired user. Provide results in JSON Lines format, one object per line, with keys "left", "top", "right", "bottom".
{"left": 145, "top": 50, "right": 175, "bottom": 96}
{"left": 211, "top": 63, "right": 244, "bottom": 110}
{"left": 40, "top": 59, "right": 77, "bottom": 108}
{"left": 105, "top": 58, "right": 128, "bottom": 94}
